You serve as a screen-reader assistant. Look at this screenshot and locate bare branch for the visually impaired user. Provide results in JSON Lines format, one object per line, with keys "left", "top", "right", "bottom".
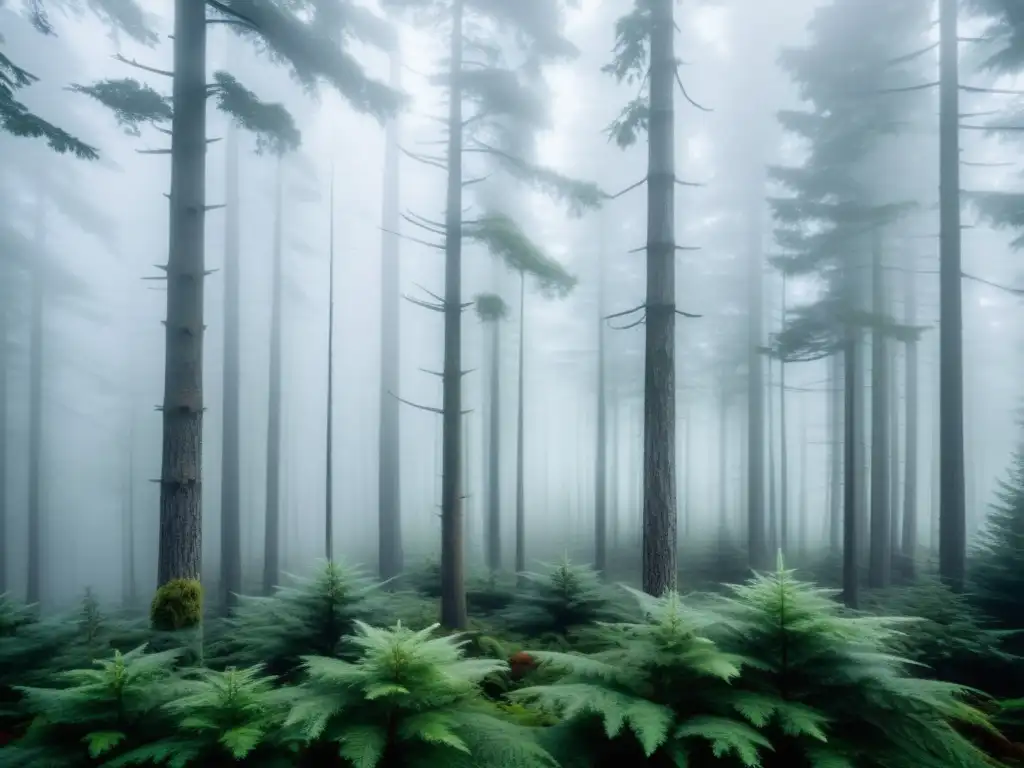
{"left": 389, "top": 392, "right": 443, "bottom": 415}
{"left": 380, "top": 226, "right": 443, "bottom": 250}
{"left": 113, "top": 53, "right": 172, "bottom": 78}
{"left": 674, "top": 65, "right": 711, "bottom": 111}
{"left": 608, "top": 176, "right": 647, "bottom": 199}
{"left": 400, "top": 146, "right": 446, "bottom": 171}
{"left": 403, "top": 294, "right": 445, "bottom": 312}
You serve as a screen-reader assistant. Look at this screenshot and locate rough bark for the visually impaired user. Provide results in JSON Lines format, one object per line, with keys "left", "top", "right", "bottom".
{"left": 440, "top": 0, "right": 467, "bottom": 628}
{"left": 901, "top": 261, "right": 919, "bottom": 572}
{"left": 157, "top": 0, "right": 207, "bottom": 586}
{"left": 514, "top": 274, "right": 526, "bottom": 576}
{"left": 641, "top": 0, "right": 678, "bottom": 596}
{"left": 868, "top": 230, "right": 891, "bottom": 588}
{"left": 377, "top": 50, "right": 403, "bottom": 581}
{"left": 220, "top": 117, "right": 242, "bottom": 609}
{"left": 263, "top": 159, "right": 284, "bottom": 594}
{"left": 938, "top": 0, "right": 966, "bottom": 591}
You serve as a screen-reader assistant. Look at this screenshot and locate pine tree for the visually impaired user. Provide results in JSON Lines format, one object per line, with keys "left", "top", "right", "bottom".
{"left": 380, "top": 0, "right": 601, "bottom": 629}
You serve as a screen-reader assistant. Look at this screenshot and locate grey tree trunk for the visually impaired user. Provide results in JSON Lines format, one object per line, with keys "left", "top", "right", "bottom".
{"left": 157, "top": 0, "right": 207, "bottom": 586}
{"left": 779, "top": 274, "right": 789, "bottom": 556}
{"left": 767, "top": 353, "right": 777, "bottom": 553}
{"left": 828, "top": 353, "right": 843, "bottom": 552}
{"left": 868, "top": 231, "right": 891, "bottom": 588}
{"left": 220, "top": 117, "right": 242, "bottom": 609}
{"left": 27, "top": 197, "right": 45, "bottom": 603}
{"left": 440, "top": 0, "right": 468, "bottom": 628}
{"left": 889, "top": 339, "right": 901, "bottom": 561}
{"left": 377, "top": 50, "right": 403, "bottom": 581}
{"left": 641, "top": 0, "right": 678, "bottom": 596}
{"left": 901, "top": 261, "right": 919, "bottom": 572}
{"left": 326, "top": 169, "right": 336, "bottom": 559}
{"left": 263, "top": 159, "right": 284, "bottom": 594}
{"left": 938, "top": 0, "right": 966, "bottom": 591}
{"left": 595, "top": 236, "right": 608, "bottom": 574}
{"left": 842, "top": 331, "right": 861, "bottom": 608}
{"left": 717, "top": 386, "right": 728, "bottom": 543}
{"left": 798, "top": 404, "right": 808, "bottom": 557}
{"left": 485, "top": 319, "right": 501, "bottom": 573}
{"left": 123, "top": 417, "right": 137, "bottom": 606}
{"left": 0, "top": 266, "right": 7, "bottom": 594}
{"left": 515, "top": 275, "right": 526, "bottom": 576}
{"left": 746, "top": 194, "right": 766, "bottom": 569}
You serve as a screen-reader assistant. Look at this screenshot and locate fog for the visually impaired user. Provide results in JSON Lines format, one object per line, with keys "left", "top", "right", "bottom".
{"left": 1, "top": 0, "right": 1021, "bottom": 612}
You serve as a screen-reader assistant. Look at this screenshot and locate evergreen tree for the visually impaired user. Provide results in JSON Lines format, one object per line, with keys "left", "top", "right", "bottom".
{"left": 381, "top": 0, "right": 601, "bottom": 628}
{"left": 73, "top": 0, "right": 403, "bottom": 621}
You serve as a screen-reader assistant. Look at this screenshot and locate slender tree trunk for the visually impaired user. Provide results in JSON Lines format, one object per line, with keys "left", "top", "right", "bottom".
{"left": 746, "top": 195, "right": 766, "bottom": 568}
{"left": 642, "top": 0, "right": 678, "bottom": 596}
{"left": 828, "top": 353, "right": 843, "bottom": 553}
{"left": 220, "top": 118, "right": 242, "bottom": 610}
{"left": 682, "top": 399, "right": 691, "bottom": 538}
{"left": 123, "top": 417, "right": 137, "bottom": 606}
{"left": 27, "top": 199, "right": 45, "bottom": 604}
{"left": 378, "top": 49, "right": 403, "bottom": 581}
{"left": 889, "top": 339, "right": 901, "bottom": 563}
{"left": 515, "top": 274, "right": 526, "bottom": 576}
{"left": 868, "top": 230, "right": 891, "bottom": 588}
{"left": 325, "top": 167, "right": 336, "bottom": 559}
{"left": 842, "top": 332, "right": 860, "bottom": 608}
{"left": 158, "top": 0, "right": 207, "bottom": 586}
{"left": 610, "top": 393, "right": 620, "bottom": 549}
{"left": 485, "top": 319, "right": 501, "bottom": 573}
{"left": 0, "top": 268, "right": 7, "bottom": 594}
{"left": 263, "top": 159, "right": 284, "bottom": 594}
{"left": 767, "top": 355, "right": 777, "bottom": 553}
{"left": 901, "top": 261, "right": 919, "bottom": 572}
{"left": 938, "top": 0, "right": 966, "bottom": 591}
{"left": 440, "top": 0, "right": 467, "bottom": 628}
{"left": 798, "top": 403, "right": 808, "bottom": 558}
{"left": 595, "top": 239, "right": 608, "bottom": 574}
{"left": 717, "top": 387, "right": 728, "bottom": 543}
{"left": 779, "top": 274, "right": 789, "bottom": 556}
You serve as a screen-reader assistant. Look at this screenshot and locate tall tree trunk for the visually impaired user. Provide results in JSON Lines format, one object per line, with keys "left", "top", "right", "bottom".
{"left": 901, "top": 261, "right": 919, "bottom": 572}
{"left": 842, "top": 331, "right": 861, "bottom": 608}
{"left": 595, "top": 237, "right": 608, "bottom": 574}
{"left": 779, "top": 274, "right": 789, "bottom": 556}
{"left": 767, "top": 354, "right": 778, "bottom": 553}
{"left": 485, "top": 319, "right": 501, "bottom": 573}
{"left": 123, "top": 417, "right": 137, "bottom": 606}
{"left": 798, "top": 403, "right": 808, "bottom": 558}
{"left": 27, "top": 199, "right": 44, "bottom": 604}
{"left": 868, "top": 230, "right": 891, "bottom": 588}
{"left": 642, "top": 0, "right": 678, "bottom": 596}
{"left": 220, "top": 117, "right": 242, "bottom": 610}
{"left": 263, "top": 159, "right": 284, "bottom": 594}
{"left": 440, "top": 0, "right": 467, "bottom": 628}
{"left": 325, "top": 168, "right": 336, "bottom": 560}
{"left": 0, "top": 267, "right": 7, "bottom": 594}
{"left": 609, "top": 393, "right": 620, "bottom": 549}
{"left": 717, "top": 387, "right": 728, "bottom": 543}
{"left": 515, "top": 274, "right": 526, "bottom": 577}
{"left": 889, "top": 339, "right": 901, "bottom": 562}
{"left": 746, "top": 194, "right": 766, "bottom": 569}
{"left": 682, "top": 399, "right": 691, "bottom": 538}
{"left": 378, "top": 49, "right": 403, "bottom": 581}
{"left": 828, "top": 353, "right": 843, "bottom": 553}
{"left": 938, "top": 0, "right": 966, "bottom": 591}
{"left": 158, "top": 0, "right": 207, "bottom": 586}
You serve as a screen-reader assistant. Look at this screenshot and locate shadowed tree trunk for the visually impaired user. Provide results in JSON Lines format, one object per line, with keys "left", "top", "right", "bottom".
{"left": 263, "top": 158, "right": 284, "bottom": 594}
{"left": 123, "top": 417, "right": 137, "bottom": 606}
{"left": 0, "top": 267, "right": 7, "bottom": 594}
{"left": 843, "top": 324, "right": 861, "bottom": 608}
{"left": 717, "top": 383, "right": 728, "bottom": 544}
{"left": 326, "top": 166, "right": 337, "bottom": 560}
{"left": 484, "top": 313, "right": 501, "bottom": 573}
{"left": 798, "top": 402, "right": 808, "bottom": 557}
{"left": 767, "top": 352, "right": 778, "bottom": 553}
{"left": 901, "top": 259, "right": 919, "bottom": 573}
{"left": 157, "top": 0, "right": 207, "bottom": 586}
{"left": 641, "top": 0, "right": 678, "bottom": 596}
{"left": 746, "top": 192, "right": 766, "bottom": 569}
{"left": 828, "top": 353, "right": 843, "bottom": 552}
{"left": 515, "top": 274, "right": 526, "bottom": 577}
{"left": 868, "top": 230, "right": 891, "bottom": 588}
{"left": 889, "top": 337, "right": 901, "bottom": 564}
{"left": 938, "top": 0, "right": 965, "bottom": 591}
{"left": 595, "top": 234, "right": 608, "bottom": 574}
{"left": 779, "top": 273, "right": 789, "bottom": 556}
{"left": 378, "top": 49, "right": 403, "bottom": 581}
{"left": 220, "top": 116, "right": 242, "bottom": 610}
{"left": 27, "top": 195, "right": 45, "bottom": 603}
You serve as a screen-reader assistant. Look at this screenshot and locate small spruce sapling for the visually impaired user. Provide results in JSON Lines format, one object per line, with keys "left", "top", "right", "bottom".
{"left": 284, "top": 621, "right": 558, "bottom": 768}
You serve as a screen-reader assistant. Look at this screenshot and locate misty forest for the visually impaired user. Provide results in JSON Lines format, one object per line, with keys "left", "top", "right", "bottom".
{"left": 5, "top": 0, "right": 1024, "bottom": 765}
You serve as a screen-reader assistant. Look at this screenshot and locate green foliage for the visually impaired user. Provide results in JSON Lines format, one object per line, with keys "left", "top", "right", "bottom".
{"left": 965, "top": 0, "right": 1024, "bottom": 72}
{"left": 465, "top": 214, "right": 576, "bottom": 296}
{"left": 28, "top": 0, "right": 159, "bottom": 45}
{"left": 1, "top": 645, "right": 181, "bottom": 767}
{"left": 284, "top": 621, "right": 557, "bottom": 767}
{"left": 713, "top": 562, "right": 998, "bottom": 767}
{"left": 499, "top": 559, "right": 625, "bottom": 644}
{"left": 867, "top": 578, "right": 1019, "bottom": 692}
{"left": 69, "top": 77, "right": 171, "bottom": 134}
{"left": 973, "top": 431, "right": 1024, "bottom": 645}
{"left": 510, "top": 589, "right": 767, "bottom": 767}
{"left": 605, "top": 98, "right": 648, "bottom": 149}
{"left": 112, "top": 665, "right": 294, "bottom": 766}
{"left": 474, "top": 292, "right": 510, "bottom": 322}
{"left": 216, "top": 561, "right": 378, "bottom": 679}
{"left": 150, "top": 579, "right": 203, "bottom": 632}
{"left": 601, "top": 2, "right": 650, "bottom": 146}
{"left": 482, "top": 149, "right": 605, "bottom": 217}
{"left": 966, "top": 190, "right": 1024, "bottom": 250}
{"left": 209, "top": 71, "right": 300, "bottom": 155}
{"left": 0, "top": 50, "right": 98, "bottom": 157}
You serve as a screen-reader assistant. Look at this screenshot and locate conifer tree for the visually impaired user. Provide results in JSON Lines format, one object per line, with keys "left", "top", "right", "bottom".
{"left": 72, "top": 0, "right": 403, "bottom": 619}
{"left": 381, "top": 0, "right": 601, "bottom": 628}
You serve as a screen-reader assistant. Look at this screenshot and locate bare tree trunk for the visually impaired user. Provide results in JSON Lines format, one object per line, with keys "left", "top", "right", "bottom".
{"left": 595, "top": 237, "right": 608, "bottom": 574}
{"left": 828, "top": 353, "right": 843, "bottom": 552}
{"left": 889, "top": 339, "right": 901, "bottom": 564}
{"left": 798, "top": 402, "right": 808, "bottom": 558}
{"left": 746, "top": 194, "right": 766, "bottom": 568}
{"left": 378, "top": 49, "right": 403, "bottom": 581}
{"left": 514, "top": 275, "right": 526, "bottom": 577}
{"left": 641, "top": 0, "right": 678, "bottom": 596}
{"left": 0, "top": 267, "right": 8, "bottom": 594}
{"left": 219, "top": 117, "right": 242, "bottom": 610}
{"left": 158, "top": 0, "right": 207, "bottom": 586}
{"left": 901, "top": 261, "right": 919, "bottom": 573}
{"left": 717, "top": 387, "right": 728, "bottom": 544}
{"left": 263, "top": 159, "right": 284, "bottom": 594}
{"left": 122, "top": 417, "right": 137, "bottom": 606}
{"left": 485, "top": 319, "right": 501, "bottom": 573}
{"left": 27, "top": 198, "right": 45, "bottom": 604}
{"left": 938, "top": 0, "right": 966, "bottom": 591}
{"left": 842, "top": 331, "right": 861, "bottom": 608}
{"left": 767, "top": 354, "right": 777, "bottom": 553}
{"left": 779, "top": 274, "right": 789, "bottom": 556}
{"left": 325, "top": 166, "right": 336, "bottom": 560}
{"left": 868, "top": 230, "right": 891, "bottom": 588}
{"left": 440, "top": 0, "right": 467, "bottom": 628}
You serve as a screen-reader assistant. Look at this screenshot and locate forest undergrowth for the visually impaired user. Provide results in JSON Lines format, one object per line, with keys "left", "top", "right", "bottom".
{"left": 3, "top": 504, "right": 1024, "bottom": 768}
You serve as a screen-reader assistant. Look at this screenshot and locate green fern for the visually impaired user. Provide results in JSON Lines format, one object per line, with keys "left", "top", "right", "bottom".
{"left": 714, "top": 559, "right": 1001, "bottom": 768}
{"left": 0, "top": 644, "right": 182, "bottom": 767}
{"left": 284, "top": 620, "right": 557, "bottom": 768}
{"left": 213, "top": 561, "right": 378, "bottom": 679}
{"left": 510, "top": 588, "right": 770, "bottom": 767}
